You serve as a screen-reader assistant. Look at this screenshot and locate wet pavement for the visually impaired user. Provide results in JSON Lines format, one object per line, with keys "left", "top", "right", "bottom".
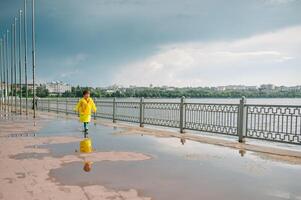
{"left": 13, "top": 117, "right": 299, "bottom": 200}
{"left": 2, "top": 110, "right": 301, "bottom": 200}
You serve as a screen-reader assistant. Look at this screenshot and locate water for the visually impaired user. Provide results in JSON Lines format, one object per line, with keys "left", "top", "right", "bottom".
{"left": 41, "top": 97, "right": 301, "bottom": 106}
{"left": 26, "top": 118, "right": 301, "bottom": 200}
{"left": 103, "top": 97, "right": 301, "bottom": 105}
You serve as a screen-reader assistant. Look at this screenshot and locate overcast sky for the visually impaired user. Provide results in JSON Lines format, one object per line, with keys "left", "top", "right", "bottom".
{"left": 1, "top": 0, "right": 301, "bottom": 87}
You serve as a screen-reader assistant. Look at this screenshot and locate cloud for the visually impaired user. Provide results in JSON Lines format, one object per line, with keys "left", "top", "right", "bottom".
{"left": 32, "top": 0, "right": 301, "bottom": 86}
{"left": 113, "top": 26, "right": 301, "bottom": 87}
{"left": 63, "top": 53, "right": 88, "bottom": 66}
{"left": 60, "top": 69, "right": 80, "bottom": 78}
{"left": 264, "top": 0, "right": 297, "bottom": 5}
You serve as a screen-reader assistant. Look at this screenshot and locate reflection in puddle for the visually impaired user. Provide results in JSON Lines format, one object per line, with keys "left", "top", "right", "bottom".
{"left": 239, "top": 149, "right": 246, "bottom": 157}
{"left": 180, "top": 137, "right": 186, "bottom": 145}
{"left": 83, "top": 161, "right": 93, "bottom": 172}
{"left": 8, "top": 132, "right": 37, "bottom": 138}
{"left": 80, "top": 138, "right": 93, "bottom": 153}
{"left": 9, "top": 152, "right": 49, "bottom": 160}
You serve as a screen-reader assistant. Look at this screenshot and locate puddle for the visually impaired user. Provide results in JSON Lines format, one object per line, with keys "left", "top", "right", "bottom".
{"left": 7, "top": 133, "right": 37, "bottom": 137}
{"left": 9, "top": 152, "right": 50, "bottom": 160}
{"left": 39, "top": 118, "right": 301, "bottom": 200}
{"left": 5, "top": 114, "right": 301, "bottom": 200}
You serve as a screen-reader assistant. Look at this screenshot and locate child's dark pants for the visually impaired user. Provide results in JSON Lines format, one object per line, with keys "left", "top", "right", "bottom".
{"left": 83, "top": 122, "right": 89, "bottom": 131}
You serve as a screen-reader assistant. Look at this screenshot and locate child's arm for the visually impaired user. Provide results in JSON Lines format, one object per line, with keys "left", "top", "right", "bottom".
{"left": 74, "top": 100, "right": 81, "bottom": 112}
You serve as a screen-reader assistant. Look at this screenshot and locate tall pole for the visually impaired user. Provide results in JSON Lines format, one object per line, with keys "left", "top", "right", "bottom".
{"left": 32, "top": 0, "right": 36, "bottom": 118}
{"left": 24, "top": 0, "right": 28, "bottom": 115}
{"left": 3, "top": 36, "right": 6, "bottom": 112}
{"left": 6, "top": 30, "right": 9, "bottom": 113}
{"left": 0, "top": 38, "right": 3, "bottom": 111}
{"left": 19, "top": 10, "right": 23, "bottom": 114}
{"left": 0, "top": 34, "right": 6, "bottom": 111}
{"left": 11, "top": 24, "right": 14, "bottom": 112}
{"left": 14, "top": 17, "right": 17, "bottom": 113}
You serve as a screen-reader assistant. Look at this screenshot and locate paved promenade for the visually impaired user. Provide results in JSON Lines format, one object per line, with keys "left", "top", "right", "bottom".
{"left": 1, "top": 111, "right": 301, "bottom": 200}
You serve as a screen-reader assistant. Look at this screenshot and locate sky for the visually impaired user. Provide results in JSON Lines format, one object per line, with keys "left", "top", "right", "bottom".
{"left": 0, "top": 0, "right": 301, "bottom": 87}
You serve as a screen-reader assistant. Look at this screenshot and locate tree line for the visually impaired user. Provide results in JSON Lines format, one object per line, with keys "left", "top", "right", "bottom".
{"left": 31, "top": 86, "right": 301, "bottom": 98}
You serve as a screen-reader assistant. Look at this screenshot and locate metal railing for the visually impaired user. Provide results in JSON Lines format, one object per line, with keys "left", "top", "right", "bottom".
{"left": 6, "top": 96, "right": 300, "bottom": 145}
{"left": 185, "top": 103, "right": 239, "bottom": 136}
{"left": 246, "top": 104, "right": 301, "bottom": 144}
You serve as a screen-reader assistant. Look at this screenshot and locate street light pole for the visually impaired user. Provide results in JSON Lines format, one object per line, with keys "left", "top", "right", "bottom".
{"left": 11, "top": 24, "right": 14, "bottom": 113}
{"left": 6, "top": 30, "right": 10, "bottom": 113}
{"left": 0, "top": 38, "right": 3, "bottom": 111}
{"left": 14, "top": 17, "right": 17, "bottom": 113}
{"left": 32, "top": 0, "right": 36, "bottom": 118}
{"left": 24, "top": 0, "right": 29, "bottom": 115}
{"left": 2, "top": 36, "right": 6, "bottom": 112}
{"left": 2, "top": 36, "right": 6, "bottom": 113}
{"left": 19, "top": 10, "right": 23, "bottom": 114}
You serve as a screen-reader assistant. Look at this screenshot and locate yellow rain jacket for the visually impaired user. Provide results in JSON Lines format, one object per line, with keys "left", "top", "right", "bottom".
{"left": 74, "top": 97, "right": 97, "bottom": 123}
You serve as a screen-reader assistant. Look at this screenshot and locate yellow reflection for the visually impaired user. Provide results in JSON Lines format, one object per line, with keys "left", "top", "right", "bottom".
{"left": 83, "top": 161, "right": 93, "bottom": 172}
{"left": 80, "top": 138, "right": 93, "bottom": 153}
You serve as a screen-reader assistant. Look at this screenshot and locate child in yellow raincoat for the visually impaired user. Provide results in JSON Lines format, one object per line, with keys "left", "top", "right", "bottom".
{"left": 75, "top": 90, "right": 97, "bottom": 132}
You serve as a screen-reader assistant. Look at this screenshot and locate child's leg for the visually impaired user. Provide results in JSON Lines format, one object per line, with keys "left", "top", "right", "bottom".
{"left": 86, "top": 122, "right": 89, "bottom": 130}
{"left": 83, "top": 122, "right": 87, "bottom": 131}
{"left": 83, "top": 122, "right": 89, "bottom": 131}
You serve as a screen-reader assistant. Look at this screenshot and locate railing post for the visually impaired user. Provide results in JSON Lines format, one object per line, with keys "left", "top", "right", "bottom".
{"left": 180, "top": 96, "right": 185, "bottom": 133}
{"left": 113, "top": 97, "right": 116, "bottom": 123}
{"left": 139, "top": 97, "right": 144, "bottom": 127}
{"left": 47, "top": 98, "right": 50, "bottom": 112}
{"left": 238, "top": 96, "right": 247, "bottom": 143}
{"left": 65, "top": 98, "right": 68, "bottom": 115}
{"left": 56, "top": 96, "right": 59, "bottom": 114}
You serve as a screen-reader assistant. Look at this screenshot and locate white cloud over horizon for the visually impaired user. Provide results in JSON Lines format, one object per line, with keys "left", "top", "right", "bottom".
{"left": 114, "top": 26, "right": 301, "bottom": 87}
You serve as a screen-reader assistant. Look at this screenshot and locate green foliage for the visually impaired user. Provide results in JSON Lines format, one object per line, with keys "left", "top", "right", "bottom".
{"left": 19, "top": 85, "right": 301, "bottom": 98}
{"left": 36, "top": 85, "right": 49, "bottom": 97}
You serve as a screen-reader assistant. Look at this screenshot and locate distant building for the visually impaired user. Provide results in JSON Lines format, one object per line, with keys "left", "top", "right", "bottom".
{"left": 26, "top": 83, "right": 39, "bottom": 91}
{"left": 44, "top": 81, "right": 71, "bottom": 95}
{"left": 105, "top": 89, "right": 115, "bottom": 94}
{"left": 216, "top": 85, "right": 257, "bottom": 91}
{"left": 166, "top": 87, "right": 176, "bottom": 91}
{"left": 289, "top": 85, "right": 301, "bottom": 90}
{"left": 260, "top": 84, "right": 275, "bottom": 90}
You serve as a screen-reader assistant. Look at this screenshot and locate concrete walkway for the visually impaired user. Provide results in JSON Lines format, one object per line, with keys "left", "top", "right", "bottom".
{"left": 1, "top": 111, "right": 301, "bottom": 200}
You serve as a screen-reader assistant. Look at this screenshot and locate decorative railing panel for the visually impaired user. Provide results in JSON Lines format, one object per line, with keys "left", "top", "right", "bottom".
{"left": 48, "top": 99, "right": 58, "bottom": 112}
{"left": 116, "top": 102, "right": 140, "bottom": 123}
{"left": 144, "top": 102, "right": 180, "bottom": 128}
{"left": 66, "top": 99, "right": 78, "bottom": 115}
{"left": 246, "top": 105, "right": 301, "bottom": 144}
{"left": 39, "top": 99, "right": 47, "bottom": 111}
{"left": 185, "top": 103, "right": 238, "bottom": 135}
{"left": 94, "top": 100, "right": 113, "bottom": 119}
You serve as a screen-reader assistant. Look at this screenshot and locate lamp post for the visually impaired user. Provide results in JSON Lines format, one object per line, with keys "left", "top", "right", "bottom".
{"left": 32, "top": 0, "right": 36, "bottom": 118}
{"left": 2, "top": 36, "right": 6, "bottom": 113}
{"left": 11, "top": 23, "right": 14, "bottom": 112}
{"left": 24, "top": 0, "right": 28, "bottom": 115}
{"left": 6, "top": 30, "right": 9, "bottom": 113}
{"left": 19, "top": 10, "right": 23, "bottom": 114}
{"left": 0, "top": 38, "right": 3, "bottom": 111}
{"left": 14, "top": 17, "right": 17, "bottom": 113}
